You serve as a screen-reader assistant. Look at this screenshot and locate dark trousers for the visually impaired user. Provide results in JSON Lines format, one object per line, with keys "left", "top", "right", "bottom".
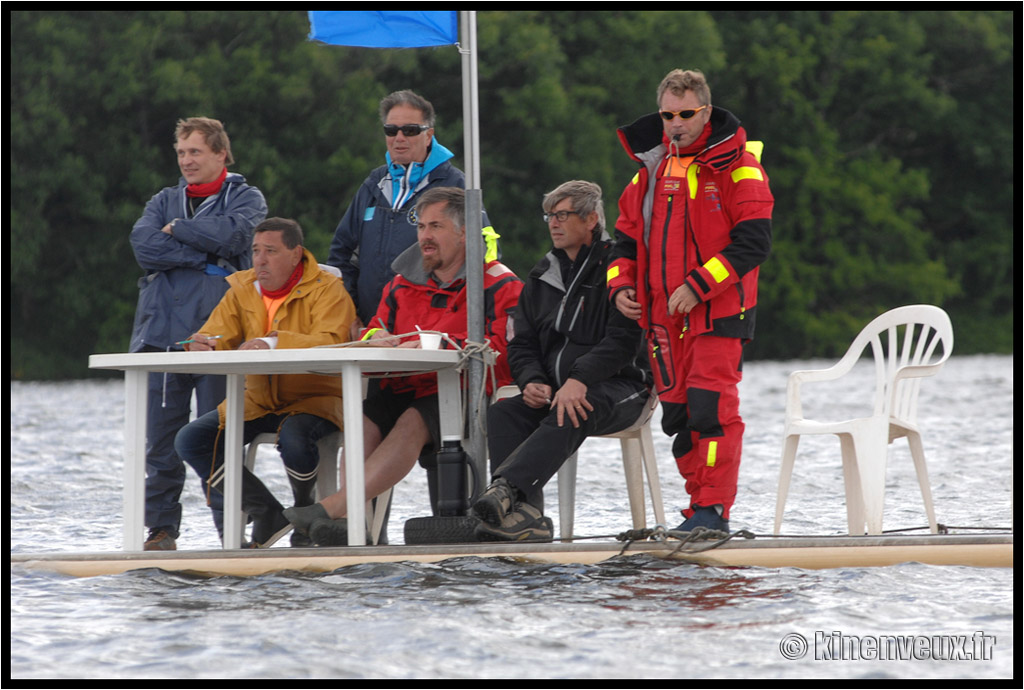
{"left": 175, "top": 409, "right": 338, "bottom": 536}
{"left": 145, "top": 369, "right": 225, "bottom": 538}
{"left": 487, "top": 378, "right": 649, "bottom": 511}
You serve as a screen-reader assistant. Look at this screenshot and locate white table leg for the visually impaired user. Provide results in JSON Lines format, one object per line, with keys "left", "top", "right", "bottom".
{"left": 341, "top": 362, "right": 366, "bottom": 546}
{"left": 222, "top": 374, "right": 245, "bottom": 549}
{"left": 123, "top": 370, "right": 147, "bottom": 551}
{"left": 436, "top": 368, "right": 463, "bottom": 440}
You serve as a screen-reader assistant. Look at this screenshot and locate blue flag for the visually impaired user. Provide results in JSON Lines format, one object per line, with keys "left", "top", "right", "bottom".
{"left": 308, "top": 11, "right": 458, "bottom": 48}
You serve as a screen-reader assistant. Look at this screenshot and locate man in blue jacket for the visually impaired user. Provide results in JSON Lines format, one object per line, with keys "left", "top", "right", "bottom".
{"left": 473, "top": 180, "right": 651, "bottom": 542}
{"left": 327, "top": 91, "right": 498, "bottom": 542}
{"left": 129, "top": 116, "right": 267, "bottom": 550}
{"left": 328, "top": 90, "right": 497, "bottom": 338}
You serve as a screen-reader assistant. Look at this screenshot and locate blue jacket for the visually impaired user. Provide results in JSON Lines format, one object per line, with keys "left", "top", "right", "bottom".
{"left": 129, "top": 172, "right": 267, "bottom": 351}
{"left": 329, "top": 140, "right": 492, "bottom": 323}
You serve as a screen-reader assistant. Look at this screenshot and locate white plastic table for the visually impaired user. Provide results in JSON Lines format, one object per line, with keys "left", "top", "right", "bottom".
{"left": 89, "top": 347, "right": 464, "bottom": 549}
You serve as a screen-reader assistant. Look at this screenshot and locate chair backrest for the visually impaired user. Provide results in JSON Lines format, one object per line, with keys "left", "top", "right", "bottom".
{"left": 845, "top": 305, "right": 954, "bottom": 423}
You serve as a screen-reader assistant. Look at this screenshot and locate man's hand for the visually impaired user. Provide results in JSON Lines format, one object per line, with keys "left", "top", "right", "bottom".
{"left": 668, "top": 283, "right": 699, "bottom": 315}
{"left": 615, "top": 288, "right": 642, "bottom": 321}
{"left": 368, "top": 328, "right": 401, "bottom": 347}
{"left": 522, "top": 382, "right": 553, "bottom": 410}
{"left": 552, "top": 378, "right": 593, "bottom": 429}
{"left": 348, "top": 317, "right": 365, "bottom": 343}
{"left": 183, "top": 333, "right": 219, "bottom": 351}
{"left": 238, "top": 339, "right": 271, "bottom": 351}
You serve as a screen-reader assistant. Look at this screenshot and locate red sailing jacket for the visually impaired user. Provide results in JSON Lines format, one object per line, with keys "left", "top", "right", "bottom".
{"left": 608, "top": 107, "right": 773, "bottom": 340}
{"left": 363, "top": 255, "right": 523, "bottom": 398}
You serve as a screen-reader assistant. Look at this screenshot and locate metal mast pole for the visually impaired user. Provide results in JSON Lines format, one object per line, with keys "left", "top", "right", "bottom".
{"left": 460, "top": 11, "right": 487, "bottom": 497}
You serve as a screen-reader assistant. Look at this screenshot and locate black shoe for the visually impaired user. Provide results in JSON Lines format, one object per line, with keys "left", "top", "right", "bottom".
{"left": 675, "top": 505, "right": 729, "bottom": 533}
{"left": 474, "top": 502, "right": 553, "bottom": 543}
{"left": 472, "top": 477, "right": 518, "bottom": 526}
{"left": 283, "top": 503, "right": 329, "bottom": 536}
{"left": 309, "top": 517, "right": 350, "bottom": 547}
{"left": 250, "top": 508, "right": 292, "bottom": 548}
{"left": 144, "top": 528, "right": 176, "bottom": 551}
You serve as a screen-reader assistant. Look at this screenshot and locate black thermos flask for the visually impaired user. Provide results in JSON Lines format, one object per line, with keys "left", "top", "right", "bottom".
{"left": 435, "top": 436, "right": 468, "bottom": 516}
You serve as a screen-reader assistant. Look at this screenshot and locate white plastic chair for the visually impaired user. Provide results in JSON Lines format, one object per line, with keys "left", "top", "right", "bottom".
{"left": 491, "top": 386, "right": 665, "bottom": 540}
{"left": 773, "top": 305, "right": 953, "bottom": 536}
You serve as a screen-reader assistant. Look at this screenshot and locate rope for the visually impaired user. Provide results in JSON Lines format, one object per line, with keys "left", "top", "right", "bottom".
{"left": 613, "top": 524, "right": 756, "bottom": 557}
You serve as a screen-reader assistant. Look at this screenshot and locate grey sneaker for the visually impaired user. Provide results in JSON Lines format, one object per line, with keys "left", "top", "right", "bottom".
{"left": 472, "top": 478, "right": 518, "bottom": 526}
{"left": 143, "top": 528, "right": 176, "bottom": 551}
{"left": 474, "top": 502, "right": 553, "bottom": 543}
{"left": 309, "top": 517, "right": 349, "bottom": 547}
{"left": 283, "top": 503, "right": 329, "bottom": 536}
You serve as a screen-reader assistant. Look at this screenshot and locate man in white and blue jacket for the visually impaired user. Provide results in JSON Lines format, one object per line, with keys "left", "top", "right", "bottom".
{"left": 129, "top": 117, "right": 267, "bottom": 550}
{"left": 328, "top": 90, "right": 498, "bottom": 337}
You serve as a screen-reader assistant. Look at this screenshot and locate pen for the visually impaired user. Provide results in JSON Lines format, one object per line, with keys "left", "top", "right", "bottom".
{"left": 176, "top": 335, "right": 223, "bottom": 345}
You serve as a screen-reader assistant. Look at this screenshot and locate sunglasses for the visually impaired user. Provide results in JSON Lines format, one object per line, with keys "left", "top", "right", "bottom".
{"left": 383, "top": 124, "right": 430, "bottom": 137}
{"left": 659, "top": 104, "right": 710, "bottom": 121}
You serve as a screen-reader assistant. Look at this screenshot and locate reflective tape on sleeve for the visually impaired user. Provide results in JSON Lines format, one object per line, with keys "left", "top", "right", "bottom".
{"left": 731, "top": 166, "right": 764, "bottom": 184}
{"left": 704, "top": 256, "right": 730, "bottom": 284}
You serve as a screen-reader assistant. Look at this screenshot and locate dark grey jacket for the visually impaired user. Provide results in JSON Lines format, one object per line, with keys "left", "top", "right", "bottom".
{"left": 129, "top": 172, "right": 267, "bottom": 351}
{"left": 509, "top": 235, "right": 650, "bottom": 392}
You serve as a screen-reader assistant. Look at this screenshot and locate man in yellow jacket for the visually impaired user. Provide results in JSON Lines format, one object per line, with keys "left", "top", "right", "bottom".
{"left": 175, "top": 217, "right": 356, "bottom": 547}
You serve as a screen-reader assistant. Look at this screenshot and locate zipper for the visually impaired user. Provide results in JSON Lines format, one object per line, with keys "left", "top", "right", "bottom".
{"left": 660, "top": 194, "right": 674, "bottom": 318}
{"left": 553, "top": 247, "right": 595, "bottom": 385}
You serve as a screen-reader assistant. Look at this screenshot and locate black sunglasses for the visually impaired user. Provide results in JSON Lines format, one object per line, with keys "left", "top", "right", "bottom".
{"left": 383, "top": 124, "right": 430, "bottom": 137}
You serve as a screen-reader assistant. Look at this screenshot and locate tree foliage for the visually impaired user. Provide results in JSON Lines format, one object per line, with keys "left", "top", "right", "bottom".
{"left": 9, "top": 10, "right": 1014, "bottom": 379}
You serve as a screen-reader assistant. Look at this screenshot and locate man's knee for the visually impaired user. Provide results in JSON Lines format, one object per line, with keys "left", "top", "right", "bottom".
{"left": 685, "top": 388, "right": 724, "bottom": 436}
{"left": 391, "top": 406, "right": 431, "bottom": 447}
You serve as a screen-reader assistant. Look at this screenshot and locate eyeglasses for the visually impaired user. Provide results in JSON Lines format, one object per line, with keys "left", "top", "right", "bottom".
{"left": 543, "top": 210, "right": 581, "bottom": 223}
{"left": 383, "top": 124, "right": 430, "bottom": 137}
{"left": 659, "top": 105, "right": 710, "bottom": 121}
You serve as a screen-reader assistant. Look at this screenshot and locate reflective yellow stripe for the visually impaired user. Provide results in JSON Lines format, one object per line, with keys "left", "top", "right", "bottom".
{"left": 607, "top": 265, "right": 620, "bottom": 282}
{"left": 731, "top": 166, "right": 764, "bottom": 184}
{"left": 705, "top": 256, "right": 730, "bottom": 284}
{"left": 745, "top": 140, "right": 764, "bottom": 163}
{"left": 707, "top": 441, "right": 718, "bottom": 467}
{"left": 688, "top": 164, "right": 699, "bottom": 199}
{"left": 631, "top": 172, "right": 640, "bottom": 185}
{"left": 482, "top": 225, "right": 500, "bottom": 263}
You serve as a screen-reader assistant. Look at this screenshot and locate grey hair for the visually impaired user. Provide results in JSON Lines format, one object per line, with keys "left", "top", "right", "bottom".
{"left": 379, "top": 90, "right": 436, "bottom": 127}
{"left": 414, "top": 187, "right": 465, "bottom": 233}
{"left": 542, "top": 180, "right": 605, "bottom": 236}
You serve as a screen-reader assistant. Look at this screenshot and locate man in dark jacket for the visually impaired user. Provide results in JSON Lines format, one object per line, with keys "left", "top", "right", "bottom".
{"left": 327, "top": 91, "right": 498, "bottom": 541}
{"left": 473, "top": 180, "right": 651, "bottom": 542}
{"left": 328, "top": 90, "right": 498, "bottom": 339}
{"left": 129, "top": 116, "right": 267, "bottom": 550}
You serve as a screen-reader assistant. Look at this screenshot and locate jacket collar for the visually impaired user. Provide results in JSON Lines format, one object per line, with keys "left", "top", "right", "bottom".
{"left": 383, "top": 139, "right": 455, "bottom": 185}
{"left": 618, "top": 106, "right": 745, "bottom": 172}
{"left": 390, "top": 241, "right": 466, "bottom": 288}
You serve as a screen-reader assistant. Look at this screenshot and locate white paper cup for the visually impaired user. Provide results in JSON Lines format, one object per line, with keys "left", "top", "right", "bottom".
{"left": 419, "top": 332, "right": 442, "bottom": 349}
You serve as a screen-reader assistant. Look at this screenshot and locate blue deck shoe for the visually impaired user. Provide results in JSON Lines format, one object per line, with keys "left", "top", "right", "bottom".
{"left": 675, "top": 505, "right": 729, "bottom": 533}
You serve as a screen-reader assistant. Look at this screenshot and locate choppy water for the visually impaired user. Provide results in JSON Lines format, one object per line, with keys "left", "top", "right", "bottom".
{"left": 10, "top": 355, "right": 1015, "bottom": 679}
